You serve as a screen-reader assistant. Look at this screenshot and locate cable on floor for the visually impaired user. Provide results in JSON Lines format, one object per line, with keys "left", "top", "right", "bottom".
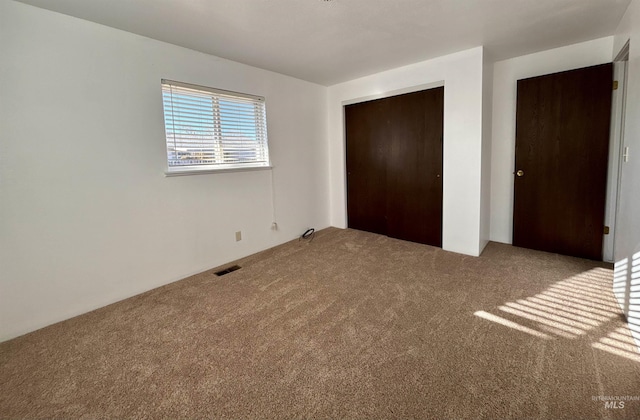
{"left": 299, "top": 228, "right": 315, "bottom": 243}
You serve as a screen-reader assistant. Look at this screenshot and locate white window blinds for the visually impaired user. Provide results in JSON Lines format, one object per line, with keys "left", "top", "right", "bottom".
{"left": 161, "top": 79, "right": 270, "bottom": 173}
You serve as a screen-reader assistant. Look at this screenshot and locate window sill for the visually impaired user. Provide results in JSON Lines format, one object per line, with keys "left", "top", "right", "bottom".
{"left": 164, "top": 165, "right": 272, "bottom": 177}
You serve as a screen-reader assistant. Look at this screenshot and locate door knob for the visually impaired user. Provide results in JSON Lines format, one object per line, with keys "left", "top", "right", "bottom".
{"left": 516, "top": 170, "right": 524, "bottom": 177}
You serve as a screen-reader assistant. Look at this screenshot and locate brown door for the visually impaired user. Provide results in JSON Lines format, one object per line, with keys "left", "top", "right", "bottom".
{"left": 386, "top": 88, "right": 444, "bottom": 246}
{"left": 345, "top": 87, "right": 444, "bottom": 247}
{"left": 345, "top": 98, "right": 389, "bottom": 236}
{"left": 513, "top": 63, "right": 613, "bottom": 260}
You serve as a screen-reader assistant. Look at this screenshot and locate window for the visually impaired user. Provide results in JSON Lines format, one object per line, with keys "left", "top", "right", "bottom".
{"left": 161, "top": 79, "right": 270, "bottom": 174}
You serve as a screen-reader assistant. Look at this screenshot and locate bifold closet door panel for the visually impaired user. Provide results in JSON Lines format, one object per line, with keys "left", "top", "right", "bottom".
{"left": 345, "top": 99, "right": 389, "bottom": 235}
{"left": 386, "top": 88, "right": 444, "bottom": 247}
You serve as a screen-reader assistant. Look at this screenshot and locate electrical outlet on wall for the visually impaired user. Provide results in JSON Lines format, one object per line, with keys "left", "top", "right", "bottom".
{"left": 235, "top": 231, "right": 242, "bottom": 242}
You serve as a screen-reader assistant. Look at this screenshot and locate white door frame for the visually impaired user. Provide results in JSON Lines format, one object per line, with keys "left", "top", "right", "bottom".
{"left": 603, "top": 41, "right": 630, "bottom": 262}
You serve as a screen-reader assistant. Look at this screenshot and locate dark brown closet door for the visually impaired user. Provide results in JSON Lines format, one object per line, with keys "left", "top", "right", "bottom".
{"left": 386, "top": 88, "right": 443, "bottom": 246}
{"left": 345, "top": 98, "right": 389, "bottom": 235}
{"left": 513, "top": 63, "right": 613, "bottom": 260}
{"left": 345, "top": 87, "right": 444, "bottom": 247}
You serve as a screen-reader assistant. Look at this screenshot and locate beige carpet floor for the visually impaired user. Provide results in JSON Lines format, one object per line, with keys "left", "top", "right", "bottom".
{"left": 1, "top": 227, "right": 639, "bottom": 419}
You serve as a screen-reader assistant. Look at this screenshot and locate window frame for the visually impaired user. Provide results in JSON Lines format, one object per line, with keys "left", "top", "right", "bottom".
{"left": 161, "top": 79, "right": 272, "bottom": 176}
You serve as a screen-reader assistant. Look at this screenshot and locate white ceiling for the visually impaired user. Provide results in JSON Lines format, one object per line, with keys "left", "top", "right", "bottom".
{"left": 16, "top": 0, "right": 631, "bottom": 86}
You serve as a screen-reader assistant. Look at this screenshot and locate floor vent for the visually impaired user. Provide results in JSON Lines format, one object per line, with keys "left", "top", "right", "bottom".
{"left": 215, "top": 265, "right": 241, "bottom": 276}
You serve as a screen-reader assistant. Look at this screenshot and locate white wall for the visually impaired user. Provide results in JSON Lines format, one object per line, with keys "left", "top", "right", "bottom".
{"left": 0, "top": 0, "right": 329, "bottom": 341}
{"left": 480, "top": 50, "right": 494, "bottom": 250}
{"left": 612, "top": 0, "right": 640, "bottom": 347}
{"left": 328, "top": 47, "right": 486, "bottom": 257}
{"left": 489, "top": 37, "right": 614, "bottom": 244}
